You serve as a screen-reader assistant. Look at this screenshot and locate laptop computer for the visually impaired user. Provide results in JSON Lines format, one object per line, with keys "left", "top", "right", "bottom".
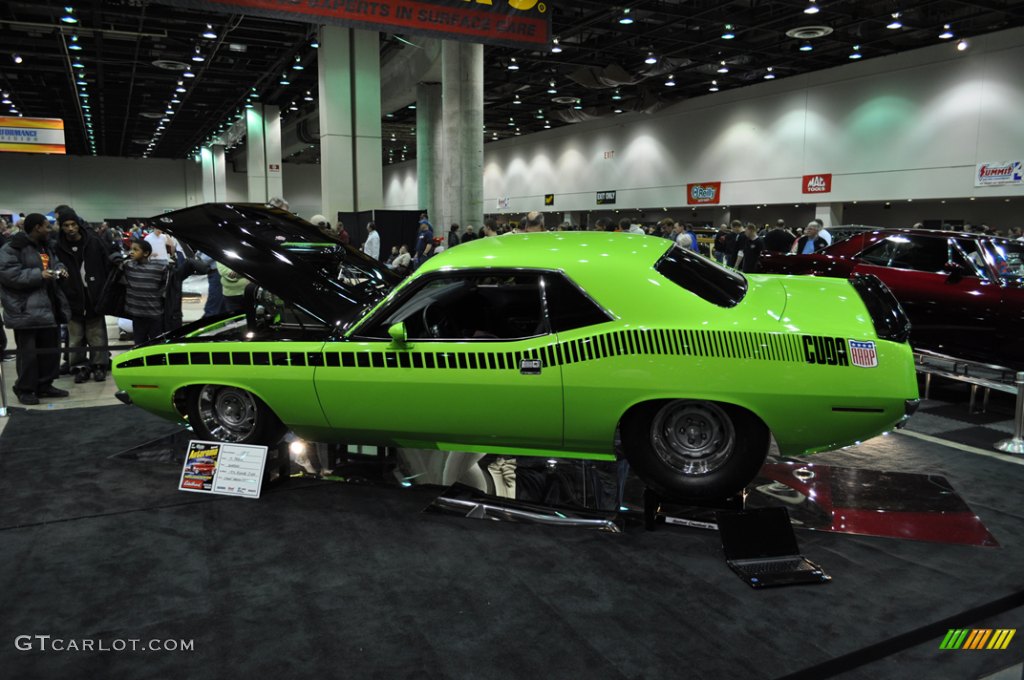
{"left": 716, "top": 507, "right": 831, "bottom": 589}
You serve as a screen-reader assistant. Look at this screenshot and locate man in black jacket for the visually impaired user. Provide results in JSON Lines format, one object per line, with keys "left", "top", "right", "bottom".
{"left": 790, "top": 222, "right": 829, "bottom": 255}
{"left": 55, "top": 210, "right": 114, "bottom": 382}
{"left": 0, "top": 213, "right": 71, "bottom": 405}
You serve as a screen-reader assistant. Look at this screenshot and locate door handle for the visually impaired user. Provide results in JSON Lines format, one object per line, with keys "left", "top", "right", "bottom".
{"left": 520, "top": 359, "right": 542, "bottom": 375}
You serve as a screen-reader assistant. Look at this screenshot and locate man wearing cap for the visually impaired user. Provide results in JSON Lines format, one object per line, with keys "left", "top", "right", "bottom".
{"left": 0, "top": 213, "right": 71, "bottom": 405}
{"left": 54, "top": 209, "right": 115, "bottom": 383}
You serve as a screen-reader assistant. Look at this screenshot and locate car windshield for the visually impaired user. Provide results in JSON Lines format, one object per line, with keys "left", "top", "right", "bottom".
{"left": 654, "top": 245, "right": 748, "bottom": 307}
{"left": 983, "top": 239, "right": 1024, "bottom": 280}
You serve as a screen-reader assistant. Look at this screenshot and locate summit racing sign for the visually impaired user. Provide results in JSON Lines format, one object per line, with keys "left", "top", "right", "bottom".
{"left": 156, "top": 0, "right": 551, "bottom": 48}
{"left": 687, "top": 182, "right": 721, "bottom": 205}
{"left": 976, "top": 161, "right": 1023, "bottom": 186}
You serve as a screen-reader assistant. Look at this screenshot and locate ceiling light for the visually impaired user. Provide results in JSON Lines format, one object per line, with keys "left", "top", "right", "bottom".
{"left": 939, "top": 24, "right": 954, "bottom": 39}
{"left": 293, "top": 55, "right": 304, "bottom": 70}
{"left": 547, "top": 81, "right": 557, "bottom": 94}
{"left": 183, "top": 68, "right": 195, "bottom": 79}
{"left": 849, "top": 45, "right": 862, "bottom": 59}
{"left": 170, "top": 96, "right": 180, "bottom": 103}
{"left": 645, "top": 52, "right": 657, "bottom": 64}
{"left": 957, "top": 39, "right": 969, "bottom": 51}
{"left": 665, "top": 74, "right": 676, "bottom": 86}
{"left": 202, "top": 24, "right": 217, "bottom": 39}
{"left": 573, "top": 99, "right": 582, "bottom": 110}
{"left": 289, "top": 103, "right": 298, "bottom": 111}
{"left": 721, "top": 24, "right": 735, "bottom": 40}
{"left": 513, "top": 94, "right": 521, "bottom": 104}
{"left": 72, "top": 59, "right": 84, "bottom": 68}
{"left": 12, "top": 54, "right": 23, "bottom": 64}
{"left": 804, "top": 0, "right": 819, "bottom": 15}
{"left": 551, "top": 37, "right": 562, "bottom": 53}
{"left": 799, "top": 42, "right": 813, "bottom": 52}
{"left": 304, "top": 90, "right": 314, "bottom": 101}
{"left": 61, "top": 7, "right": 77, "bottom": 24}
{"left": 709, "top": 80, "right": 719, "bottom": 92}
{"left": 76, "top": 76, "right": 86, "bottom": 85}
{"left": 614, "top": 108, "right": 623, "bottom": 114}
{"left": 507, "top": 57, "right": 519, "bottom": 70}
{"left": 764, "top": 67, "right": 775, "bottom": 79}
{"left": 887, "top": 13, "right": 902, "bottom": 29}
{"left": 192, "top": 47, "right": 204, "bottom": 62}
{"left": 0, "top": 96, "right": 9, "bottom": 105}
{"left": 310, "top": 37, "right": 319, "bottom": 48}
{"left": 619, "top": 9, "right": 634, "bottom": 25}
{"left": 279, "top": 73, "right": 291, "bottom": 85}
{"left": 717, "top": 61, "right": 729, "bottom": 73}
{"left": 611, "top": 89, "right": 622, "bottom": 100}
{"left": 69, "top": 35, "right": 82, "bottom": 51}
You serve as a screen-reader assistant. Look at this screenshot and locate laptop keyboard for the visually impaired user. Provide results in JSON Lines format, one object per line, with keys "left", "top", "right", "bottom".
{"left": 735, "top": 558, "right": 809, "bottom": 576}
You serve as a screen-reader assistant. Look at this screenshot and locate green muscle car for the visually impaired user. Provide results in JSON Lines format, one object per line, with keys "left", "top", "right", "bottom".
{"left": 113, "top": 204, "right": 919, "bottom": 499}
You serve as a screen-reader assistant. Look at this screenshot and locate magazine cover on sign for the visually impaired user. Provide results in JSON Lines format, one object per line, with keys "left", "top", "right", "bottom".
{"left": 180, "top": 442, "right": 221, "bottom": 491}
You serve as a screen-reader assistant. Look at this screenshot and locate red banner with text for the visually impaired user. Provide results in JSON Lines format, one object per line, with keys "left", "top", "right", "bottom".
{"left": 155, "top": 0, "right": 551, "bottom": 48}
{"left": 802, "top": 173, "right": 832, "bottom": 194}
{"left": 687, "top": 182, "right": 721, "bottom": 205}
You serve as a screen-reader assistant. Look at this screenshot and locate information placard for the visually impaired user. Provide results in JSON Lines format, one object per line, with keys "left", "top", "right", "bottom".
{"left": 179, "top": 440, "right": 268, "bottom": 499}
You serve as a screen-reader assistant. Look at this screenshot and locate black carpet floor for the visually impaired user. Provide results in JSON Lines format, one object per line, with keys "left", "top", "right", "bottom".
{"left": 2, "top": 405, "right": 1024, "bottom": 679}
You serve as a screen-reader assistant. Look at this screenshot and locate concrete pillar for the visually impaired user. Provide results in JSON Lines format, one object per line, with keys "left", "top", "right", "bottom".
{"left": 245, "top": 104, "right": 283, "bottom": 203}
{"left": 440, "top": 40, "right": 484, "bottom": 232}
{"left": 318, "top": 25, "right": 383, "bottom": 223}
{"left": 815, "top": 203, "right": 843, "bottom": 229}
{"left": 201, "top": 144, "right": 227, "bottom": 203}
{"left": 416, "top": 82, "right": 442, "bottom": 230}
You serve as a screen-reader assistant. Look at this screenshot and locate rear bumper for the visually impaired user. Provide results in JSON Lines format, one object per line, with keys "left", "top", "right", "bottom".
{"left": 895, "top": 398, "right": 920, "bottom": 428}
{"left": 114, "top": 390, "right": 132, "bottom": 405}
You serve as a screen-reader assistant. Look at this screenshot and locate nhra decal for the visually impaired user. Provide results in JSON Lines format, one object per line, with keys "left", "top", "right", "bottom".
{"left": 848, "top": 340, "right": 878, "bottom": 368}
{"left": 117, "top": 329, "right": 860, "bottom": 373}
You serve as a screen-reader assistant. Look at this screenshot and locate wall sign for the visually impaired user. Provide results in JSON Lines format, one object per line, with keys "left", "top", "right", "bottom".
{"left": 497, "top": 196, "right": 510, "bottom": 209}
{"left": 687, "top": 182, "right": 721, "bottom": 205}
{"left": 596, "top": 190, "right": 617, "bottom": 205}
{"left": 0, "top": 116, "right": 65, "bottom": 155}
{"left": 179, "top": 440, "right": 268, "bottom": 499}
{"left": 802, "top": 173, "right": 832, "bottom": 194}
{"left": 268, "top": 163, "right": 281, "bottom": 173}
{"left": 544, "top": 194, "right": 554, "bottom": 206}
{"left": 976, "top": 161, "right": 1023, "bottom": 186}
{"left": 155, "top": 0, "right": 551, "bottom": 49}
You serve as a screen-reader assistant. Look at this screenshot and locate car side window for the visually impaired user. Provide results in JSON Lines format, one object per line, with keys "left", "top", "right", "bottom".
{"left": 542, "top": 274, "right": 612, "bottom": 332}
{"left": 952, "top": 239, "right": 989, "bottom": 279}
{"left": 358, "top": 273, "right": 547, "bottom": 341}
{"left": 859, "top": 235, "right": 949, "bottom": 273}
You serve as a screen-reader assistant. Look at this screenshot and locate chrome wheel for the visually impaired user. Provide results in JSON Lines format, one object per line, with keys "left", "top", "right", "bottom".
{"left": 649, "top": 400, "right": 736, "bottom": 476}
{"left": 196, "top": 385, "right": 259, "bottom": 442}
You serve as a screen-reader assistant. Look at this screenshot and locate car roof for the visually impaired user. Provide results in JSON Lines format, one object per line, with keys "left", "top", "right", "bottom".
{"left": 418, "top": 232, "right": 673, "bottom": 281}
{"left": 867, "top": 228, "right": 988, "bottom": 240}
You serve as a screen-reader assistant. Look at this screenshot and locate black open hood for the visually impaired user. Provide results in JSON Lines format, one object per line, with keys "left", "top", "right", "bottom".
{"left": 151, "top": 203, "right": 399, "bottom": 328}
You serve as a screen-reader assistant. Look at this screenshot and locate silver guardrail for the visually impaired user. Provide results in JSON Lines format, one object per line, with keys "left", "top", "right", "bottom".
{"left": 914, "top": 349, "right": 1024, "bottom": 454}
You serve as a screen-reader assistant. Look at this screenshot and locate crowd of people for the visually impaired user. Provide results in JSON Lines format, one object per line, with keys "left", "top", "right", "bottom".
{"left": 0, "top": 207, "right": 208, "bottom": 405}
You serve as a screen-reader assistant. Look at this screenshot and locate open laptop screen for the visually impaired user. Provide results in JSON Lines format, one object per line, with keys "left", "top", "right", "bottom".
{"left": 717, "top": 507, "right": 801, "bottom": 561}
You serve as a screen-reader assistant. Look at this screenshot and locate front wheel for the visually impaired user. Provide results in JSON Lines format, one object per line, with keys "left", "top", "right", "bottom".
{"left": 622, "top": 400, "right": 769, "bottom": 500}
{"left": 186, "top": 385, "right": 285, "bottom": 446}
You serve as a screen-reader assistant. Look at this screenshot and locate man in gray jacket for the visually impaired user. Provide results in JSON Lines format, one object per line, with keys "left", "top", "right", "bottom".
{"left": 0, "top": 213, "right": 72, "bottom": 405}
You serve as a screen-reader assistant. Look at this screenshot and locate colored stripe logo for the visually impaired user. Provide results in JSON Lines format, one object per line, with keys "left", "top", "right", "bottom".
{"left": 940, "top": 629, "right": 1015, "bottom": 650}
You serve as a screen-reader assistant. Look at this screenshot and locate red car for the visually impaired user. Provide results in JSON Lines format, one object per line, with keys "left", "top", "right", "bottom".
{"left": 760, "top": 229, "right": 1024, "bottom": 368}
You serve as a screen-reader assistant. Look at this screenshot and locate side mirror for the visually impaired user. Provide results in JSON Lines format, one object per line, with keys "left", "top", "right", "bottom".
{"left": 388, "top": 322, "right": 407, "bottom": 345}
{"left": 945, "top": 261, "right": 965, "bottom": 282}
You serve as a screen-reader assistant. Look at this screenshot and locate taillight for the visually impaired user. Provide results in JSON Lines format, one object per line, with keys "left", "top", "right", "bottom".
{"left": 849, "top": 273, "right": 911, "bottom": 343}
